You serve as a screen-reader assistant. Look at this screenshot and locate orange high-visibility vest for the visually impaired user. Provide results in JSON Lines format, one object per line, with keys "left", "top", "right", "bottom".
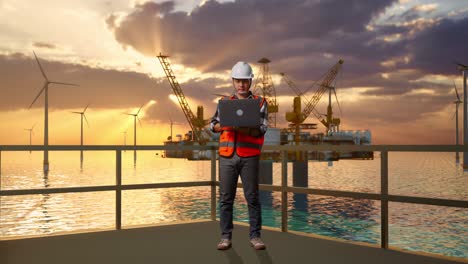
{"left": 219, "top": 95, "right": 265, "bottom": 157}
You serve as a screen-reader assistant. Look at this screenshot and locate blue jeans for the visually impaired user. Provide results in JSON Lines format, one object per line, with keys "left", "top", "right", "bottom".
{"left": 219, "top": 152, "right": 261, "bottom": 239}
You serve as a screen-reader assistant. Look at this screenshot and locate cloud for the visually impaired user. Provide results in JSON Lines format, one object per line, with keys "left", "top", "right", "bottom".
{"left": 397, "top": 3, "right": 439, "bottom": 22}
{"left": 107, "top": 0, "right": 398, "bottom": 73}
{"left": 407, "top": 17, "right": 468, "bottom": 74}
{"left": 2, "top": 0, "right": 466, "bottom": 144}
{"left": 0, "top": 52, "right": 226, "bottom": 124}
{"left": 106, "top": 0, "right": 466, "bottom": 89}
{"left": 32, "top": 42, "right": 57, "bottom": 50}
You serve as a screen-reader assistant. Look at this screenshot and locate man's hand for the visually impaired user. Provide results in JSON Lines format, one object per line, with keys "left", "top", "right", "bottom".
{"left": 213, "top": 123, "right": 221, "bottom": 132}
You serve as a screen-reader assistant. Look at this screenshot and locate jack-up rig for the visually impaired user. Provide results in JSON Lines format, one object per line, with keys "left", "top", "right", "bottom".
{"left": 156, "top": 53, "right": 372, "bottom": 161}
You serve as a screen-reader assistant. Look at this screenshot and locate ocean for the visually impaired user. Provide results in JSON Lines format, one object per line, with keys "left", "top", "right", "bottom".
{"left": 0, "top": 150, "right": 466, "bottom": 259}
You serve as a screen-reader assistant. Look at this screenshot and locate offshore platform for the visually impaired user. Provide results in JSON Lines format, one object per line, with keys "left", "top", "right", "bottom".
{"left": 156, "top": 53, "right": 373, "bottom": 163}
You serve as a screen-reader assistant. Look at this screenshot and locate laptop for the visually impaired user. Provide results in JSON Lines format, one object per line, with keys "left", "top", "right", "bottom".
{"left": 218, "top": 99, "right": 261, "bottom": 127}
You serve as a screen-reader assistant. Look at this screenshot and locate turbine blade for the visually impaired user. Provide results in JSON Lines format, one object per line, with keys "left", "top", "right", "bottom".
{"left": 332, "top": 87, "right": 343, "bottom": 116}
{"left": 84, "top": 114, "right": 90, "bottom": 128}
{"left": 49, "top": 81, "right": 79, "bottom": 86}
{"left": 32, "top": 123, "right": 36, "bottom": 130}
{"left": 33, "top": 51, "right": 48, "bottom": 80}
{"left": 29, "top": 83, "right": 47, "bottom": 109}
{"left": 454, "top": 80, "right": 461, "bottom": 101}
{"left": 451, "top": 110, "right": 456, "bottom": 120}
{"left": 84, "top": 103, "right": 90, "bottom": 113}
{"left": 455, "top": 61, "right": 468, "bottom": 69}
{"left": 137, "top": 104, "right": 144, "bottom": 115}
{"left": 71, "top": 111, "right": 81, "bottom": 114}
{"left": 138, "top": 117, "right": 142, "bottom": 127}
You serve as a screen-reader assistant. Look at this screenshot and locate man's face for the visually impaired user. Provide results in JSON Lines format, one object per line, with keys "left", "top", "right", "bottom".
{"left": 233, "top": 78, "right": 251, "bottom": 95}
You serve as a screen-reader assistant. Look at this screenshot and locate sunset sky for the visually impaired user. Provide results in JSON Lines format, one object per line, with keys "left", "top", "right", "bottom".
{"left": 1, "top": 0, "right": 467, "bottom": 145}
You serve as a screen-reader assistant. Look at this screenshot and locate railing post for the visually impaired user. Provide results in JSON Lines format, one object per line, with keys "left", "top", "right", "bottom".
{"left": 0, "top": 150, "right": 2, "bottom": 190}
{"left": 210, "top": 148, "right": 216, "bottom": 221}
{"left": 281, "top": 150, "right": 288, "bottom": 232}
{"left": 381, "top": 150, "right": 389, "bottom": 249}
{"left": 116, "top": 150, "right": 122, "bottom": 230}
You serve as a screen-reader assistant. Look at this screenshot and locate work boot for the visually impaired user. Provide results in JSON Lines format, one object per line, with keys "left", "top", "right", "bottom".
{"left": 250, "top": 237, "right": 266, "bottom": 250}
{"left": 217, "top": 238, "right": 232, "bottom": 250}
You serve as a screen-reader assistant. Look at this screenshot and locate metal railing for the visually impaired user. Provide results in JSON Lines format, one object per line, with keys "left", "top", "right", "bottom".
{"left": 1, "top": 144, "right": 467, "bottom": 250}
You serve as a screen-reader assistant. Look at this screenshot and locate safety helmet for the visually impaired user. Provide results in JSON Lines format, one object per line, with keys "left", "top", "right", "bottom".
{"left": 231, "top": 61, "right": 254, "bottom": 79}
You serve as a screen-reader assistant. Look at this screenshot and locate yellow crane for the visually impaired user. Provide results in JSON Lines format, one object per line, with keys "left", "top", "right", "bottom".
{"left": 283, "top": 59, "right": 344, "bottom": 146}
{"left": 157, "top": 53, "right": 208, "bottom": 144}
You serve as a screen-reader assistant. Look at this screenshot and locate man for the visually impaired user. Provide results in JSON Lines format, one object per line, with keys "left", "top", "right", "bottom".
{"left": 210, "top": 61, "right": 268, "bottom": 250}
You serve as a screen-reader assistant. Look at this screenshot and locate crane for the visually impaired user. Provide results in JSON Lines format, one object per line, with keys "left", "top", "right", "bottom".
{"left": 157, "top": 53, "right": 208, "bottom": 144}
{"left": 281, "top": 72, "right": 323, "bottom": 122}
{"left": 283, "top": 59, "right": 344, "bottom": 146}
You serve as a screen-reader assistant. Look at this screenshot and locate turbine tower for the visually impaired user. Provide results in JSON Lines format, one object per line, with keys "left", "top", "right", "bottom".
{"left": 71, "top": 103, "right": 90, "bottom": 163}
{"left": 24, "top": 124, "right": 36, "bottom": 153}
{"left": 452, "top": 81, "right": 462, "bottom": 164}
{"left": 125, "top": 105, "right": 143, "bottom": 165}
{"left": 29, "top": 51, "right": 79, "bottom": 173}
{"left": 456, "top": 62, "right": 468, "bottom": 170}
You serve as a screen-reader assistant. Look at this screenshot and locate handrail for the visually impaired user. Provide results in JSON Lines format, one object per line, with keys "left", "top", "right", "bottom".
{"left": 1, "top": 144, "right": 467, "bottom": 151}
{"left": 1, "top": 144, "right": 467, "bottom": 253}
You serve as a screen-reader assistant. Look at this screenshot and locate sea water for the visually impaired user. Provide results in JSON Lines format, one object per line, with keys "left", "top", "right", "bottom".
{"left": 0, "top": 151, "right": 466, "bottom": 258}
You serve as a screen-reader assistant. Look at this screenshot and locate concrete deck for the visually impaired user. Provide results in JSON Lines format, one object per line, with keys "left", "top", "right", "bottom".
{"left": 0, "top": 221, "right": 464, "bottom": 264}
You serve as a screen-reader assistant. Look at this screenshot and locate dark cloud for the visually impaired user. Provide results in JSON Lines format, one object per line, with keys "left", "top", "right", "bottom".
{"left": 32, "top": 42, "right": 57, "bottom": 49}
{"left": 107, "top": 0, "right": 397, "bottom": 73}
{"left": 407, "top": 17, "right": 468, "bottom": 74}
{"left": 106, "top": 0, "right": 466, "bottom": 86}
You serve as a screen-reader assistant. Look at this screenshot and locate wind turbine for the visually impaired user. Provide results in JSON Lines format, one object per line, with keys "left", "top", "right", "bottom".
{"left": 456, "top": 62, "right": 468, "bottom": 170}
{"left": 24, "top": 124, "right": 36, "bottom": 153}
{"left": 71, "top": 103, "right": 90, "bottom": 163}
{"left": 125, "top": 104, "right": 143, "bottom": 165}
{"left": 29, "top": 51, "right": 79, "bottom": 173}
{"left": 452, "top": 81, "right": 462, "bottom": 164}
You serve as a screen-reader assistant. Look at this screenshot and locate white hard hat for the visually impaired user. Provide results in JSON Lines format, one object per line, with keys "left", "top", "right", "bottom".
{"left": 231, "top": 61, "right": 254, "bottom": 79}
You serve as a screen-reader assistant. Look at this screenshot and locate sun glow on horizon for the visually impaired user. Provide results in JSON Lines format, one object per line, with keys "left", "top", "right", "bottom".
{"left": 0, "top": 100, "right": 179, "bottom": 145}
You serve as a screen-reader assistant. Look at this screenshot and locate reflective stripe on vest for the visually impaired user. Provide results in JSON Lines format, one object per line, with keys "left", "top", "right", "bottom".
{"left": 218, "top": 95, "right": 265, "bottom": 157}
{"left": 219, "top": 141, "right": 235, "bottom": 148}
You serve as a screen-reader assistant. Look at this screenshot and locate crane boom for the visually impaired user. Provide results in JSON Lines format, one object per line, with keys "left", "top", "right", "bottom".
{"left": 300, "top": 59, "right": 343, "bottom": 122}
{"left": 157, "top": 54, "right": 204, "bottom": 143}
{"left": 280, "top": 73, "right": 322, "bottom": 120}
{"left": 280, "top": 72, "right": 302, "bottom": 96}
